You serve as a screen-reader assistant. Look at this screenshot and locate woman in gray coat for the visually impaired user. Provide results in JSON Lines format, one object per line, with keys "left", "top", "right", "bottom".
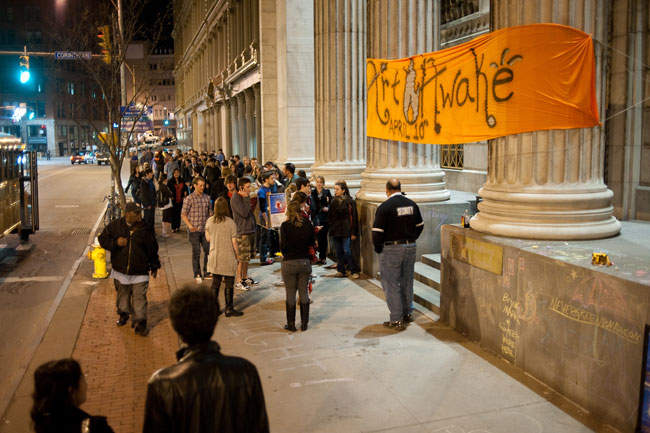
{"left": 205, "top": 197, "right": 244, "bottom": 317}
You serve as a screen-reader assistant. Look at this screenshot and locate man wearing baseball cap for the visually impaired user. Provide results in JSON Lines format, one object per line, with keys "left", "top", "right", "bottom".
{"left": 98, "top": 201, "right": 160, "bottom": 336}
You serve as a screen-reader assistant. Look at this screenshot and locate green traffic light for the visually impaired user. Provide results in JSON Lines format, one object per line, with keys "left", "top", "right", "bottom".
{"left": 19, "top": 70, "right": 30, "bottom": 83}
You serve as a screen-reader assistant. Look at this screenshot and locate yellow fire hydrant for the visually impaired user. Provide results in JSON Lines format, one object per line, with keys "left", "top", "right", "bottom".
{"left": 88, "top": 245, "right": 109, "bottom": 279}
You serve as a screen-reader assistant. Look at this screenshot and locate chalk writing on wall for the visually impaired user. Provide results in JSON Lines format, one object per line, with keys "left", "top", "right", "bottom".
{"left": 549, "top": 297, "right": 641, "bottom": 344}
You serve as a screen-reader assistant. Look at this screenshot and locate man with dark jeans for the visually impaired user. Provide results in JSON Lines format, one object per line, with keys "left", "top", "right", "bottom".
{"left": 139, "top": 169, "right": 156, "bottom": 232}
{"left": 181, "top": 176, "right": 213, "bottom": 284}
{"left": 98, "top": 202, "right": 160, "bottom": 336}
{"left": 372, "top": 179, "right": 424, "bottom": 331}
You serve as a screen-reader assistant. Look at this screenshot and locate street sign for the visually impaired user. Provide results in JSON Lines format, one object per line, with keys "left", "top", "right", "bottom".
{"left": 54, "top": 51, "right": 92, "bottom": 60}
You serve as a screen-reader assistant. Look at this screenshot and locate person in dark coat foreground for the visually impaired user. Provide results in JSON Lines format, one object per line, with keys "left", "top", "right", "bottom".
{"left": 143, "top": 286, "right": 269, "bottom": 433}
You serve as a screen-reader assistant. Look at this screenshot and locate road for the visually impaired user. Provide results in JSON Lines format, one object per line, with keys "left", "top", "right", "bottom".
{"left": 0, "top": 156, "right": 130, "bottom": 417}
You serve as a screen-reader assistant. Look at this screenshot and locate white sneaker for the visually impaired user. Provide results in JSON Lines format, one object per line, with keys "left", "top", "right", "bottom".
{"left": 194, "top": 276, "right": 203, "bottom": 284}
{"left": 235, "top": 281, "right": 250, "bottom": 291}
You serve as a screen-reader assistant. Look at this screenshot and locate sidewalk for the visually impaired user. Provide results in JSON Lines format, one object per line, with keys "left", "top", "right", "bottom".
{"left": 2, "top": 225, "right": 617, "bottom": 433}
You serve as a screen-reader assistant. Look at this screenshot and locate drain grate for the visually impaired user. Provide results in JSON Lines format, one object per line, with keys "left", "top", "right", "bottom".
{"left": 70, "top": 228, "right": 92, "bottom": 235}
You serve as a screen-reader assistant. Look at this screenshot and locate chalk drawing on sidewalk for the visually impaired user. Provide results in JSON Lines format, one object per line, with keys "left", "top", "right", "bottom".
{"left": 289, "top": 378, "right": 354, "bottom": 388}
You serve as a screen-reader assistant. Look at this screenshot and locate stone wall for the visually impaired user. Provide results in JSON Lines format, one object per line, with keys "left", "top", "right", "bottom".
{"left": 440, "top": 224, "right": 650, "bottom": 432}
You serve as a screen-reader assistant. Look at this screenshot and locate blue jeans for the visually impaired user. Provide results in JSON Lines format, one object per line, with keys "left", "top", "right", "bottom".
{"left": 379, "top": 243, "right": 417, "bottom": 322}
{"left": 188, "top": 231, "right": 209, "bottom": 277}
{"left": 333, "top": 236, "right": 359, "bottom": 274}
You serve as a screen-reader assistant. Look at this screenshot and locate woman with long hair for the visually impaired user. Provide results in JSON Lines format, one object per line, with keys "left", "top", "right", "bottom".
{"left": 328, "top": 180, "right": 360, "bottom": 278}
{"left": 311, "top": 176, "right": 332, "bottom": 265}
{"left": 31, "top": 358, "right": 114, "bottom": 433}
{"left": 280, "top": 201, "right": 315, "bottom": 331}
{"left": 205, "top": 197, "right": 244, "bottom": 317}
{"left": 168, "top": 168, "right": 188, "bottom": 233}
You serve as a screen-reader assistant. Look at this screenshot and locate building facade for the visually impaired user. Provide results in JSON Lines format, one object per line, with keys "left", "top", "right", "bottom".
{"left": 0, "top": 0, "right": 109, "bottom": 156}
{"left": 173, "top": 0, "right": 649, "bottom": 236}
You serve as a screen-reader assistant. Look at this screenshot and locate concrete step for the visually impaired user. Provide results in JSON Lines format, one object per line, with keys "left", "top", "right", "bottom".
{"left": 414, "top": 261, "right": 441, "bottom": 291}
{"left": 421, "top": 253, "right": 441, "bottom": 270}
{"left": 413, "top": 279, "right": 440, "bottom": 315}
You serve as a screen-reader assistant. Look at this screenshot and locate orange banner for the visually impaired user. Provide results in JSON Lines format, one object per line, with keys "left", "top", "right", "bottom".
{"left": 366, "top": 24, "right": 599, "bottom": 144}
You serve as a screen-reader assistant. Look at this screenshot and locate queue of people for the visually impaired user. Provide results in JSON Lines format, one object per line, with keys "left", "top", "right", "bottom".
{"left": 30, "top": 144, "right": 427, "bottom": 432}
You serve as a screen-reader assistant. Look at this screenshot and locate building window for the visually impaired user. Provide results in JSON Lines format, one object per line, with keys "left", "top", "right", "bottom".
{"left": 441, "top": 144, "right": 464, "bottom": 169}
{"left": 68, "top": 81, "right": 74, "bottom": 95}
{"left": 37, "top": 101, "right": 45, "bottom": 117}
{"left": 59, "top": 125, "right": 66, "bottom": 137}
{"left": 7, "top": 7, "right": 13, "bottom": 22}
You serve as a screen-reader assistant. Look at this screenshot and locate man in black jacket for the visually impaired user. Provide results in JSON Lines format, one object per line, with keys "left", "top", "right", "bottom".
{"left": 98, "top": 202, "right": 160, "bottom": 336}
{"left": 372, "top": 179, "right": 424, "bottom": 331}
{"left": 143, "top": 286, "right": 269, "bottom": 433}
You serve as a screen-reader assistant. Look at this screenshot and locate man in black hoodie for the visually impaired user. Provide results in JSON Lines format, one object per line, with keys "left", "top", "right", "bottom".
{"left": 98, "top": 202, "right": 160, "bottom": 336}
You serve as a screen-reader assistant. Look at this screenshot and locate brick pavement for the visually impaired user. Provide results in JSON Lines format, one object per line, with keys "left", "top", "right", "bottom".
{"left": 71, "top": 265, "right": 179, "bottom": 433}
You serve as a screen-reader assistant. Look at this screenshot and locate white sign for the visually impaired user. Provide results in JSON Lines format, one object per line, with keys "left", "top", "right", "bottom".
{"left": 54, "top": 51, "right": 92, "bottom": 60}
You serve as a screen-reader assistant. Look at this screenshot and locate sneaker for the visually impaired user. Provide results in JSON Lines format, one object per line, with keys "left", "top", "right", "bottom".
{"left": 383, "top": 320, "right": 406, "bottom": 331}
{"left": 194, "top": 275, "right": 203, "bottom": 284}
{"left": 203, "top": 273, "right": 213, "bottom": 279}
{"left": 244, "top": 277, "right": 259, "bottom": 286}
{"left": 261, "top": 258, "right": 274, "bottom": 266}
{"left": 274, "top": 252, "right": 283, "bottom": 257}
{"left": 350, "top": 273, "right": 360, "bottom": 279}
{"left": 332, "top": 272, "right": 346, "bottom": 278}
{"left": 403, "top": 314, "right": 415, "bottom": 323}
{"left": 235, "top": 281, "right": 251, "bottom": 291}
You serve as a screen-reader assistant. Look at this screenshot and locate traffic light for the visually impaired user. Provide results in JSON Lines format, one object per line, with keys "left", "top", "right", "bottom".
{"left": 97, "top": 25, "right": 111, "bottom": 65}
{"left": 19, "top": 54, "right": 30, "bottom": 83}
{"left": 164, "top": 119, "right": 169, "bottom": 125}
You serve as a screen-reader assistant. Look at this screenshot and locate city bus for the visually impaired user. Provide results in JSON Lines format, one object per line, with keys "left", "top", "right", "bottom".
{"left": 0, "top": 133, "right": 39, "bottom": 241}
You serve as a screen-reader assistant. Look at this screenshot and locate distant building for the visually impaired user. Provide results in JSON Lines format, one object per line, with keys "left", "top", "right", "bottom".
{"left": 0, "top": 0, "right": 109, "bottom": 156}
{"left": 125, "top": 41, "right": 177, "bottom": 140}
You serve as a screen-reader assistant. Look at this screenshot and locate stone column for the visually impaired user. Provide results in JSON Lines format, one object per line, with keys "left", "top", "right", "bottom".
{"left": 470, "top": 0, "right": 621, "bottom": 240}
{"left": 215, "top": 103, "right": 222, "bottom": 153}
{"left": 245, "top": 88, "right": 256, "bottom": 157}
{"left": 254, "top": 84, "right": 262, "bottom": 159}
{"left": 223, "top": 102, "right": 232, "bottom": 157}
{"left": 237, "top": 92, "right": 247, "bottom": 156}
{"left": 358, "top": 0, "right": 449, "bottom": 203}
{"left": 276, "top": 0, "right": 315, "bottom": 172}
{"left": 230, "top": 99, "right": 239, "bottom": 157}
{"left": 311, "top": 0, "right": 366, "bottom": 188}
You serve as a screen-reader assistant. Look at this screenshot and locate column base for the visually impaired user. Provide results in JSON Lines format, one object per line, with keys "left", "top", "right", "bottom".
{"left": 311, "top": 161, "right": 366, "bottom": 189}
{"left": 357, "top": 168, "right": 450, "bottom": 203}
{"left": 471, "top": 187, "right": 622, "bottom": 240}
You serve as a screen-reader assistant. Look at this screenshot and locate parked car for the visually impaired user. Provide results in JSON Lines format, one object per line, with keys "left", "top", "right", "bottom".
{"left": 70, "top": 151, "right": 94, "bottom": 164}
{"left": 95, "top": 151, "right": 110, "bottom": 165}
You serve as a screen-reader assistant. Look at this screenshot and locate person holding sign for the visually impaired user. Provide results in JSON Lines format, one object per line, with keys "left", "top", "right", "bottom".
{"left": 258, "top": 171, "right": 276, "bottom": 266}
